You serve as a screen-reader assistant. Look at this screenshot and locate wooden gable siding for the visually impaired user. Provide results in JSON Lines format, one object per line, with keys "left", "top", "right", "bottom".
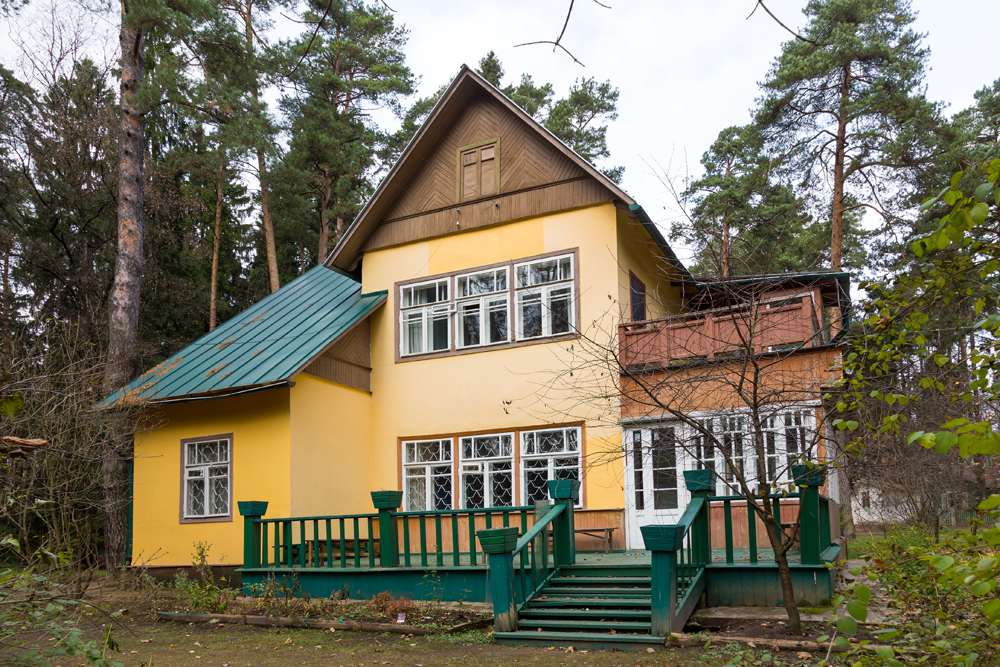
{"left": 358, "top": 92, "right": 611, "bottom": 252}
{"left": 363, "top": 177, "right": 610, "bottom": 252}
{"left": 303, "top": 319, "right": 371, "bottom": 391}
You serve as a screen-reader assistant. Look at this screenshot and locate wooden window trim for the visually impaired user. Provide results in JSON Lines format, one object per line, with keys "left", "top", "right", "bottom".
{"left": 455, "top": 138, "right": 501, "bottom": 203}
{"left": 396, "top": 420, "right": 588, "bottom": 510}
{"left": 393, "top": 248, "right": 582, "bottom": 364}
{"left": 179, "top": 433, "right": 234, "bottom": 524}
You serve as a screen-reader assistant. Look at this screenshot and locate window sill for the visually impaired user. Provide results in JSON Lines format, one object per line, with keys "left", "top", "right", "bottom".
{"left": 180, "top": 515, "right": 234, "bottom": 524}
{"left": 397, "top": 331, "right": 580, "bottom": 364}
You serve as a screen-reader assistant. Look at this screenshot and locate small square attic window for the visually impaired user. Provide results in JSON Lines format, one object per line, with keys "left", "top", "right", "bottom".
{"left": 459, "top": 141, "right": 498, "bottom": 201}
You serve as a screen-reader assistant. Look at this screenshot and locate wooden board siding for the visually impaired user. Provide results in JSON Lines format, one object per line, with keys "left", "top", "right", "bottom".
{"left": 364, "top": 178, "right": 611, "bottom": 252}
{"left": 395, "top": 508, "right": 625, "bottom": 557}
{"left": 303, "top": 320, "right": 371, "bottom": 391}
{"left": 709, "top": 500, "right": 801, "bottom": 550}
{"left": 382, "top": 92, "right": 589, "bottom": 222}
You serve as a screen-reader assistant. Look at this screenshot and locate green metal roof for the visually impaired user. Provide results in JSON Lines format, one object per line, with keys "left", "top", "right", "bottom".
{"left": 97, "top": 266, "right": 386, "bottom": 407}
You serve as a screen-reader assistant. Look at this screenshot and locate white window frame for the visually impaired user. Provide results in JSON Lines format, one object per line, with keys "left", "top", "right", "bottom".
{"left": 520, "top": 426, "right": 583, "bottom": 508}
{"left": 400, "top": 278, "right": 451, "bottom": 357}
{"left": 183, "top": 437, "right": 232, "bottom": 520}
{"left": 458, "top": 432, "right": 515, "bottom": 509}
{"left": 514, "top": 254, "right": 575, "bottom": 340}
{"left": 456, "top": 267, "right": 510, "bottom": 349}
{"left": 402, "top": 438, "right": 454, "bottom": 511}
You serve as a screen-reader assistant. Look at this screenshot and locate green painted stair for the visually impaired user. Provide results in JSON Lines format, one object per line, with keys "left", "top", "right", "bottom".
{"left": 495, "top": 562, "right": 667, "bottom": 652}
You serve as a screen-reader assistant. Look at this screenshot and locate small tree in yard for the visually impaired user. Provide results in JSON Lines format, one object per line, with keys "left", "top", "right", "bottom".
{"left": 529, "top": 256, "right": 846, "bottom": 635}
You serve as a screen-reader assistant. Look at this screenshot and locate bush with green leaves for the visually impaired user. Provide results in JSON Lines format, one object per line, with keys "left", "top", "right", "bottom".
{"left": 826, "top": 160, "right": 1000, "bottom": 665}
{"left": 172, "top": 542, "right": 231, "bottom": 614}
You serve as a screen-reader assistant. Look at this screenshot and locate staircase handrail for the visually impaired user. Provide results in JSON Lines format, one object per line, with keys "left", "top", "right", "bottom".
{"left": 513, "top": 503, "right": 565, "bottom": 555}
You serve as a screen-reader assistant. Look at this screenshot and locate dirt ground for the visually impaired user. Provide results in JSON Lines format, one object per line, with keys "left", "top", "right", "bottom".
{"left": 47, "top": 620, "right": 827, "bottom": 667}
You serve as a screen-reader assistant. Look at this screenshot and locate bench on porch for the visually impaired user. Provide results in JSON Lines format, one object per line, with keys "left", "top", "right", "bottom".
{"left": 574, "top": 526, "right": 617, "bottom": 553}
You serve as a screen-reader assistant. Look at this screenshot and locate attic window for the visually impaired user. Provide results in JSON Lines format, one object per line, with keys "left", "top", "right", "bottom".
{"left": 459, "top": 141, "right": 498, "bottom": 201}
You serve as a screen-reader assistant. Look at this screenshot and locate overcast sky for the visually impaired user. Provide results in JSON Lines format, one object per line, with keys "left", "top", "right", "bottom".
{"left": 383, "top": 0, "right": 994, "bottom": 261}
{"left": 3, "top": 0, "right": 993, "bottom": 263}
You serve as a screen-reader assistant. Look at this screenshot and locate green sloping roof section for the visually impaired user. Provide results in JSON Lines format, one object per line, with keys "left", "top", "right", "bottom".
{"left": 97, "top": 266, "right": 387, "bottom": 408}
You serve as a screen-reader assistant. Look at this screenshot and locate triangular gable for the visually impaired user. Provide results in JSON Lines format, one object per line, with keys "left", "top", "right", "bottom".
{"left": 326, "top": 65, "right": 637, "bottom": 272}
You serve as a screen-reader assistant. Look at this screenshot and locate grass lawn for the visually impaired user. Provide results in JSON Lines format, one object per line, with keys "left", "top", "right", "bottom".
{"left": 72, "top": 620, "right": 824, "bottom": 667}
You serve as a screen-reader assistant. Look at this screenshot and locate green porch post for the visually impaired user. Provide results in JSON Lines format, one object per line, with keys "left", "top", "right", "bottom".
{"left": 478, "top": 527, "right": 520, "bottom": 632}
{"left": 238, "top": 501, "right": 268, "bottom": 569}
{"left": 547, "top": 479, "right": 580, "bottom": 566}
{"left": 371, "top": 491, "right": 403, "bottom": 568}
{"left": 792, "top": 465, "right": 827, "bottom": 565}
{"left": 642, "top": 524, "right": 684, "bottom": 636}
{"left": 683, "top": 470, "right": 714, "bottom": 564}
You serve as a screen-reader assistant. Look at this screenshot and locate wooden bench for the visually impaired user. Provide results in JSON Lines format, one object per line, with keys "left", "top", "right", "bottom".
{"left": 574, "top": 527, "right": 617, "bottom": 553}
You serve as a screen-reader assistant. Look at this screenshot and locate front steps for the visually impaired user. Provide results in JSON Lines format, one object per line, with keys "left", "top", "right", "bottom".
{"left": 494, "top": 563, "right": 668, "bottom": 651}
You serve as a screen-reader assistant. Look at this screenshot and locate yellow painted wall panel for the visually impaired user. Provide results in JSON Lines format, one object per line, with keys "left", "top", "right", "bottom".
{"left": 616, "top": 208, "right": 684, "bottom": 321}
{"left": 361, "top": 203, "right": 630, "bottom": 508}
{"left": 132, "top": 388, "right": 291, "bottom": 567}
{"left": 289, "top": 372, "right": 373, "bottom": 517}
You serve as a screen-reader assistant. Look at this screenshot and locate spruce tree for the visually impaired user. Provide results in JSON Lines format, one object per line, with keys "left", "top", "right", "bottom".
{"left": 755, "top": 0, "right": 944, "bottom": 271}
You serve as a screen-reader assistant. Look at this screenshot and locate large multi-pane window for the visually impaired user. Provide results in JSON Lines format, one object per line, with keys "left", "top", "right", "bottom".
{"left": 521, "top": 426, "right": 581, "bottom": 506}
{"left": 400, "top": 279, "right": 450, "bottom": 356}
{"left": 651, "top": 428, "right": 678, "bottom": 510}
{"left": 515, "top": 255, "right": 574, "bottom": 340}
{"left": 456, "top": 268, "right": 509, "bottom": 349}
{"left": 678, "top": 409, "right": 816, "bottom": 491}
{"left": 403, "top": 439, "right": 453, "bottom": 511}
{"left": 398, "top": 252, "right": 577, "bottom": 359}
{"left": 459, "top": 433, "right": 514, "bottom": 508}
{"left": 183, "top": 438, "right": 231, "bottom": 519}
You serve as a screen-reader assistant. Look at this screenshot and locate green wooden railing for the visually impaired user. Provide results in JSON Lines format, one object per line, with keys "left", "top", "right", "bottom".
{"left": 641, "top": 470, "right": 713, "bottom": 635}
{"left": 477, "top": 480, "right": 580, "bottom": 632}
{"left": 707, "top": 492, "right": 802, "bottom": 564}
{"left": 238, "top": 495, "right": 536, "bottom": 571}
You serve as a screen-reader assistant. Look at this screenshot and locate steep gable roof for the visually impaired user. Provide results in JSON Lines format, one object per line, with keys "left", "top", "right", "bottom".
{"left": 326, "top": 65, "right": 646, "bottom": 273}
{"left": 97, "top": 266, "right": 386, "bottom": 407}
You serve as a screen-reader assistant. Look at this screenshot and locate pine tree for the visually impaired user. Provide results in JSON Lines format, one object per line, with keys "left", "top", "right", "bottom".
{"left": 754, "top": 0, "right": 944, "bottom": 271}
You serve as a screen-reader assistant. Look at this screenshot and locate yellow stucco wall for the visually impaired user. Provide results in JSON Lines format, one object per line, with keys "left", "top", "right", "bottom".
{"left": 289, "top": 372, "right": 373, "bottom": 517}
{"left": 132, "top": 388, "right": 291, "bottom": 567}
{"left": 361, "top": 202, "right": 649, "bottom": 511}
{"left": 615, "top": 208, "right": 684, "bottom": 321}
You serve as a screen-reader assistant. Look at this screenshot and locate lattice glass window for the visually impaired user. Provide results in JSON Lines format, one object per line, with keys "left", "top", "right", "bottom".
{"left": 630, "top": 430, "right": 644, "bottom": 511}
{"left": 456, "top": 268, "right": 509, "bottom": 349}
{"left": 460, "top": 433, "right": 514, "bottom": 508}
{"left": 720, "top": 415, "right": 747, "bottom": 490}
{"left": 784, "top": 410, "right": 810, "bottom": 472}
{"left": 184, "top": 438, "right": 231, "bottom": 519}
{"left": 400, "top": 279, "right": 450, "bottom": 356}
{"left": 403, "top": 439, "right": 453, "bottom": 511}
{"left": 521, "top": 427, "right": 581, "bottom": 506}
{"left": 651, "top": 428, "right": 678, "bottom": 510}
{"left": 515, "top": 255, "right": 574, "bottom": 340}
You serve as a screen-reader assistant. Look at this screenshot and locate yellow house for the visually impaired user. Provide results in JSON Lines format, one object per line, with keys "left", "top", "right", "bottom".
{"left": 101, "top": 66, "right": 847, "bottom": 574}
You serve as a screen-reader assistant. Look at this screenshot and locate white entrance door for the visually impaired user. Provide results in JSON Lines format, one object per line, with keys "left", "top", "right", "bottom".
{"left": 623, "top": 425, "right": 685, "bottom": 549}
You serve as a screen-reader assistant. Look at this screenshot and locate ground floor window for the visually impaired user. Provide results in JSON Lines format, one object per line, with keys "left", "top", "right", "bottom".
{"left": 403, "top": 439, "right": 453, "bottom": 511}
{"left": 183, "top": 436, "right": 232, "bottom": 520}
{"left": 521, "top": 427, "right": 582, "bottom": 506}
{"left": 460, "top": 433, "right": 514, "bottom": 508}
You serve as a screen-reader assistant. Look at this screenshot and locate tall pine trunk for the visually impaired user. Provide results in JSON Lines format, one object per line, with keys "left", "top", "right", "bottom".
{"left": 830, "top": 62, "right": 851, "bottom": 272}
{"left": 317, "top": 167, "right": 331, "bottom": 264}
{"left": 102, "top": 11, "right": 146, "bottom": 572}
{"left": 243, "top": 0, "right": 279, "bottom": 293}
{"left": 210, "top": 162, "right": 224, "bottom": 331}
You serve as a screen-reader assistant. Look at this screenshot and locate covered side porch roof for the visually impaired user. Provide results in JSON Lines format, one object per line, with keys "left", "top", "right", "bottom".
{"left": 96, "top": 266, "right": 386, "bottom": 408}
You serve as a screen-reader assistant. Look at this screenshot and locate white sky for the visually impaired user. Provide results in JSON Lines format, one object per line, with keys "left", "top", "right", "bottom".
{"left": 3, "top": 0, "right": 994, "bottom": 265}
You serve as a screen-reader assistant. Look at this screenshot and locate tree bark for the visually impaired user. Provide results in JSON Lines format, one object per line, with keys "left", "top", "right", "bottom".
{"left": 830, "top": 62, "right": 851, "bottom": 272}
{"left": 2, "top": 237, "right": 9, "bottom": 367}
{"left": 210, "top": 161, "right": 224, "bottom": 331}
{"left": 317, "top": 167, "right": 331, "bottom": 264}
{"left": 102, "top": 9, "right": 146, "bottom": 572}
{"left": 243, "top": 0, "right": 279, "bottom": 293}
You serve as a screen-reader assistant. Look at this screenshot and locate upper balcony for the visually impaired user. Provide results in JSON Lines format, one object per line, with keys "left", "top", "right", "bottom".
{"left": 619, "top": 280, "right": 846, "bottom": 370}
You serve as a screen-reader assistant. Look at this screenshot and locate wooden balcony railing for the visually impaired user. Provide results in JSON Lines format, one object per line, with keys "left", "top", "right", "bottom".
{"left": 620, "top": 294, "right": 826, "bottom": 368}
